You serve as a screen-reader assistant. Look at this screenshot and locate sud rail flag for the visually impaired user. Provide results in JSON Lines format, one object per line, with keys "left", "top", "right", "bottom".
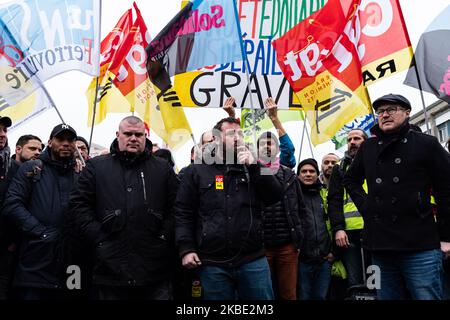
{"left": 146, "top": 0, "right": 245, "bottom": 94}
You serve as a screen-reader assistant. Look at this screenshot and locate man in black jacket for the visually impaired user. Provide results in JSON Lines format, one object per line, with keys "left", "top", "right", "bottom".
{"left": 328, "top": 129, "right": 368, "bottom": 289}
{"left": 2, "top": 124, "right": 79, "bottom": 300}
{"left": 296, "top": 158, "right": 333, "bottom": 300}
{"left": 175, "top": 117, "right": 283, "bottom": 300}
{"left": 0, "top": 134, "right": 43, "bottom": 299}
{"left": 69, "top": 116, "right": 179, "bottom": 300}
{"left": 344, "top": 94, "right": 450, "bottom": 300}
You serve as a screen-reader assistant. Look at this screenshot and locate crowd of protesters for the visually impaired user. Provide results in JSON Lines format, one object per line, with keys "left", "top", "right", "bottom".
{"left": 0, "top": 94, "right": 449, "bottom": 300}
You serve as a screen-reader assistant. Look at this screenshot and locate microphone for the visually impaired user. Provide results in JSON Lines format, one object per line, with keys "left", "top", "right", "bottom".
{"left": 243, "top": 164, "right": 250, "bottom": 183}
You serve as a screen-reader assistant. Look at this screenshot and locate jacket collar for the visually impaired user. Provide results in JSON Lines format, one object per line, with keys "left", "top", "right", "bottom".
{"left": 300, "top": 180, "right": 324, "bottom": 193}
{"left": 110, "top": 138, "right": 152, "bottom": 166}
{"left": 371, "top": 118, "right": 411, "bottom": 142}
{"left": 41, "top": 147, "right": 76, "bottom": 173}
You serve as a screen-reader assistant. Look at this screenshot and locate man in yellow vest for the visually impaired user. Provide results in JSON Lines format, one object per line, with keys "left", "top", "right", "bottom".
{"left": 328, "top": 129, "right": 368, "bottom": 289}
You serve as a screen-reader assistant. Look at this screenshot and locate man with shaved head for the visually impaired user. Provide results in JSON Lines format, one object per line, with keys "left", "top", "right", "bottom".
{"left": 69, "top": 116, "right": 179, "bottom": 300}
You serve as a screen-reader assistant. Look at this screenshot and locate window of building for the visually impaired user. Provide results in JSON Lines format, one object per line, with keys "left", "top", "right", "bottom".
{"left": 438, "top": 121, "right": 449, "bottom": 143}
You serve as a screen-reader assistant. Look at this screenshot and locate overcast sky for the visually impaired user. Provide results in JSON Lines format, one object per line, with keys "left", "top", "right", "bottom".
{"left": 1, "top": 0, "right": 449, "bottom": 169}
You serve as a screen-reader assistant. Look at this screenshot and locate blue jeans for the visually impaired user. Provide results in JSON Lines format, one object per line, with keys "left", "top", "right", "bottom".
{"left": 297, "top": 260, "right": 331, "bottom": 300}
{"left": 198, "top": 257, "right": 274, "bottom": 300}
{"left": 372, "top": 249, "right": 443, "bottom": 300}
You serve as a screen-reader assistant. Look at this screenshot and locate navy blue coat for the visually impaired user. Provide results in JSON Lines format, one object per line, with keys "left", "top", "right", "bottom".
{"left": 2, "top": 148, "right": 77, "bottom": 288}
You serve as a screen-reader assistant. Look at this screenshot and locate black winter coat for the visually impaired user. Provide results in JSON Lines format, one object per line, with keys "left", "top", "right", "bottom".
{"left": 328, "top": 154, "right": 364, "bottom": 243}
{"left": 299, "top": 181, "right": 332, "bottom": 263}
{"left": 2, "top": 149, "right": 77, "bottom": 288}
{"left": 68, "top": 139, "right": 179, "bottom": 287}
{"left": 262, "top": 166, "right": 305, "bottom": 249}
{"left": 175, "top": 163, "right": 283, "bottom": 267}
{"left": 343, "top": 121, "right": 450, "bottom": 251}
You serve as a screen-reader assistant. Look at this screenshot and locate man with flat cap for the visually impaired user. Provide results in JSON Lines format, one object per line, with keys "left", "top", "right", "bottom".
{"left": 344, "top": 94, "right": 450, "bottom": 300}
{"left": 2, "top": 123, "right": 80, "bottom": 299}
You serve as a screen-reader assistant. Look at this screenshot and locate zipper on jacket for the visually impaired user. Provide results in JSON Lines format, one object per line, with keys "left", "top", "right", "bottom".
{"left": 140, "top": 171, "right": 147, "bottom": 202}
{"left": 102, "top": 212, "right": 116, "bottom": 224}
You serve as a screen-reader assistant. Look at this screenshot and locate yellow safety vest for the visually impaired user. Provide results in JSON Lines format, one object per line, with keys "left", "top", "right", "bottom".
{"left": 320, "top": 188, "right": 332, "bottom": 236}
{"left": 321, "top": 187, "right": 348, "bottom": 279}
{"left": 342, "top": 180, "right": 367, "bottom": 231}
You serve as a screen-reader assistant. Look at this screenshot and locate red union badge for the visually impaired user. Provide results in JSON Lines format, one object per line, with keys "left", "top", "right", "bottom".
{"left": 215, "top": 175, "right": 224, "bottom": 190}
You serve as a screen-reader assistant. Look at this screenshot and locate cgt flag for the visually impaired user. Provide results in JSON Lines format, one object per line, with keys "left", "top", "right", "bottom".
{"left": 360, "top": 0, "right": 413, "bottom": 86}
{"left": 86, "top": 9, "right": 133, "bottom": 125}
{"left": 272, "top": 0, "right": 371, "bottom": 145}
{"left": 109, "top": 2, "right": 193, "bottom": 150}
{"left": 404, "top": 4, "right": 450, "bottom": 104}
{"left": 145, "top": 0, "right": 245, "bottom": 93}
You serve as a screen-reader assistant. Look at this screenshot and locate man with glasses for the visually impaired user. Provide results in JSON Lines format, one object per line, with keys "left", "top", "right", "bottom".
{"left": 69, "top": 116, "right": 179, "bottom": 300}
{"left": 343, "top": 94, "right": 450, "bottom": 300}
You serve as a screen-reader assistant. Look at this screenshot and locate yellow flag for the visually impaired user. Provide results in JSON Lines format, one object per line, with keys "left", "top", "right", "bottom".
{"left": 150, "top": 84, "right": 193, "bottom": 150}
{"left": 301, "top": 73, "right": 372, "bottom": 146}
{"left": 86, "top": 71, "right": 131, "bottom": 126}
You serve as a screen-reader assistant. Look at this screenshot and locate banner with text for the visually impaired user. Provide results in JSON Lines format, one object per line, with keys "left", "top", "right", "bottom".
{"left": 0, "top": 0, "right": 101, "bottom": 105}
{"left": 173, "top": 0, "right": 326, "bottom": 109}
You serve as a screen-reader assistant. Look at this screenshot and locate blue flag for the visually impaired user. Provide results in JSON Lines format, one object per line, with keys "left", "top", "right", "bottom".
{"left": 146, "top": 0, "right": 245, "bottom": 92}
{"left": 0, "top": 0, "right": 101, "bottom": 105}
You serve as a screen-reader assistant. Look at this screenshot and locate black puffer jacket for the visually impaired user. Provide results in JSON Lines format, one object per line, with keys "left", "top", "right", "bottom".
{"left": 344, "top": 121, "right": 450, "bottom": 251}
{"left": 2, "top": 149, "right": 77, "bottom": 288}
{"left": 262, "top": 166, "right": 305, "bottom": 249}
{"left": 68, "top": 139, "right": 179, "bottom": 286}
{"left": 299, "top": 181, "right": 332, "bottom": 263}
{"left": 175, "top": 163, "right": 283, "bottom": 267}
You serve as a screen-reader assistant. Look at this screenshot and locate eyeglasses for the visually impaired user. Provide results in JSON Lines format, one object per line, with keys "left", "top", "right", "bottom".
{"left": 375, "top": 106, "right": 405, "bottom": 117}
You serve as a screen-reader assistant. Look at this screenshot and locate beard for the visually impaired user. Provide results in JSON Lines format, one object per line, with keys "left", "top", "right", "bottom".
{"left": 348, "top": 146, "right": 359, "bottom": 157}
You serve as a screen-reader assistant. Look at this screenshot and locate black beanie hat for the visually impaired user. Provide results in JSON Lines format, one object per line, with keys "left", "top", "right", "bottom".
{"left": 297, "top": 158, "right": 320, "bottom": 176}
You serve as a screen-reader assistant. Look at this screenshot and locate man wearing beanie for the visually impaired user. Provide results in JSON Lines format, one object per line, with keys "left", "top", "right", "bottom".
{"left": 296, "top": 158, "right": 333, "bottom": 300}
{"left": 344, "top": 94, "right": 450, "bottom": 300}
{"left": 3, "top": 124, "right": 79, "bottom": 299}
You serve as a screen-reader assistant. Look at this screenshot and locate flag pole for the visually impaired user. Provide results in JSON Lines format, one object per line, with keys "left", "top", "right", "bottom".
{"left": 88, "top": 77, "right": 100, "bottom": 154}
{"left": 190, "top": 133, "right": 196, "bottom": 146}
{"left": 304, "top": 117, "right": 315, "bottom": 158}
{"left": 412, "top": 58, "right": 432, "bottom": 135}
{"left": 232, "top": 1, "right": 258, "bottom": 152}
{"left": 87, "top": 0, "right": 102, "bottom": 158}
{"left": 396, "top": 0, "right": 431, "bottom": 135}
{"left": 42, "top": 80, "right": 86, "bottom": 166}
{"left": 298, "top": 113, "right": 307, "bottom": 161}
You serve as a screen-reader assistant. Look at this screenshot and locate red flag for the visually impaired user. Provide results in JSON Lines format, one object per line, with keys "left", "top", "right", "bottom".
{"left": 108, "top": 2, "right": 192, "bottom": 150}
{"left": 86, "top": 9, "right": 133, "bottom": 125}
{"left": 272, "top": 0, "right": 371, "bottom": 145}
{"left": 359, "top": 0, "right": 412, "bottom": 85}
